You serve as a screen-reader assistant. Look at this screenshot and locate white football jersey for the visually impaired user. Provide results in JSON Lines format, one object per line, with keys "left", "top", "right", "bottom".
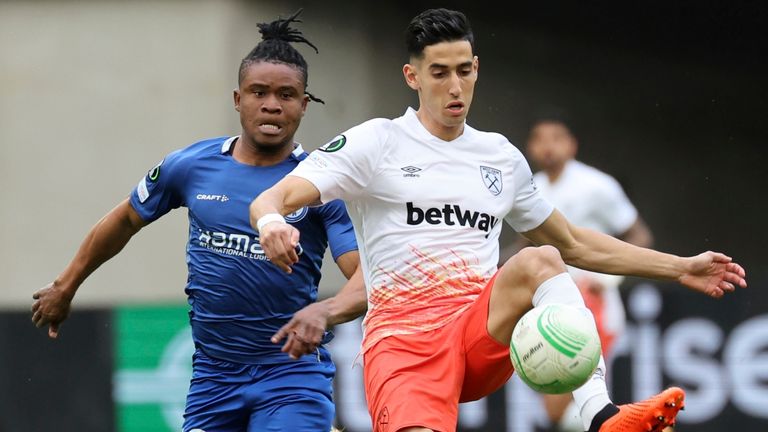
{"left": 533, "top": 159, "right": 639, "bottom": 345}
{"left": 292, "top": 108, "right": 553, "bottom": 352}
{"left": 533, "top": 160, "right": 637, "bottom": 235}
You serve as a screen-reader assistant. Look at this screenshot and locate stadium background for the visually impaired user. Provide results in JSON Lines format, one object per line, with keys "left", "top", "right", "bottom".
{"left": 1, "top": 0, "right": 765, "bottom": 430}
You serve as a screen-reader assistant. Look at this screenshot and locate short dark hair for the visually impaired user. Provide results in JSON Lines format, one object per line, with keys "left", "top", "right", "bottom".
{"left": 238, "top": 9, "right": 323, "bottom": 103}
{"left": 405, "top": 8, "right": 475, "bottom": 58}
{"left": 529, "top": 118, "right": 576, "bottom": 140}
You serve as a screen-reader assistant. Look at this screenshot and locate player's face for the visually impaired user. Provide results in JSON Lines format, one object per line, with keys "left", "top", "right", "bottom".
{"left": 404, "top": 40, "right": 478, "bottom": 141}
{"left": 526, "top": 122, "right": 577, "bottom": 172}
{"left": 235, "top": 62, "right": 308, "bottom": 149}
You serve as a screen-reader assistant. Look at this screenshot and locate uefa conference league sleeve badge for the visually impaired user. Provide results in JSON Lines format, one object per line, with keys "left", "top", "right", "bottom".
{"left": 137, "top": 158, "right": 164, "bottom": 204}
{"left": 318, "top": 135, "right": 346, "bottom": 153}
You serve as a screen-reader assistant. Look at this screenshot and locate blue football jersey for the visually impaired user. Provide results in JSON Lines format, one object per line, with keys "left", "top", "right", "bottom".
{"left": 129, "top": 136, "right": 357, "bottom": 364}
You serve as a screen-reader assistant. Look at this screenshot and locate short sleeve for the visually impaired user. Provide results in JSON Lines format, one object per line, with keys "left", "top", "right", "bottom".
{"left": 318, "top": 199, "right": 358, "bottom": 260}
{"left": 503, "top": 147, "right": 554, "bottom": 232}
{"left": 129, "top": 149, "right": 187, "bottom": 223}
{"left": 289, "top": 118, "right": 388, "bottom": 203}
{"left": 594, "top": 176, "right": 638, "bottom": 235}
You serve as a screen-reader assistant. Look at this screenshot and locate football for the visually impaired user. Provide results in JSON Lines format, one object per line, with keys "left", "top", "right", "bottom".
{"left": 509, "top": 304, "right": 602, "bottom": 394}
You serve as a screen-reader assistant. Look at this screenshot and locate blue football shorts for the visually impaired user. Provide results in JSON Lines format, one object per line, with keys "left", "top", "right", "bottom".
{"left": 182, "top": 348, "right": 336, "bottom": 432}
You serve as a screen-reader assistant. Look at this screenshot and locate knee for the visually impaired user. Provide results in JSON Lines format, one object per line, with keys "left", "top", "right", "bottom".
{"left": 501, "top": 245, "right": 566, "bottom": 286}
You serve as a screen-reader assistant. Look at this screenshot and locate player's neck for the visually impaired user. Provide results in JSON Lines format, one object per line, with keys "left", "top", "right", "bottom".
{"left": 415, "top": 109, "right": 464, "bottom": 142}
{"left": 231, "top": 136, "right": 294, "bottom": 166}
{"left": 545, "top": 164, "right": 566, "bottom": 183}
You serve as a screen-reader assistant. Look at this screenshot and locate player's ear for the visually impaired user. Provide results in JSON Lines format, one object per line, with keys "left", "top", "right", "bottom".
{"left": 403, "top": 63, "right": 419, "bottom": 91}
{"left": 234, "top": 88, "right": 241, "bottom": 112}
{"left": 301, "top": 94, "right": 309, "bottom": 115}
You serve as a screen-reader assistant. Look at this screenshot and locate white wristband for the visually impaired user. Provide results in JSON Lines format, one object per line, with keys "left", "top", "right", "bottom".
{"left": 256, "top": 213, "right": 286, "bottom": 232}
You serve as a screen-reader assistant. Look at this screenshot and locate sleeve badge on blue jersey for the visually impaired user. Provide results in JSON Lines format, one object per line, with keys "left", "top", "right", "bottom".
{"left": 136, "top": 177, "right": 150, "bottom": 203}
{"left": 318, "top": 135, "right": 346, "bottom": 153}
{"left": 137, "top": 158, "right": 164, "bottom": 203}
{"left": 285, "top": 207, "right": 308, "bottom": 223}
{"left": 147, "top": 158, "right": 164, "bottom": 182}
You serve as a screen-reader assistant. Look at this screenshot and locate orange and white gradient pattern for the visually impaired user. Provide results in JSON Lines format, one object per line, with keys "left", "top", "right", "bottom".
{"left": 361, "top": 245, "right": 493, "bottom": 353}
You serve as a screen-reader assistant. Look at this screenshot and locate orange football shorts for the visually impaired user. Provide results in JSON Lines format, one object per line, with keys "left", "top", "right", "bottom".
{"left": 363, "top": 273, "right": 513, "bottom": 432}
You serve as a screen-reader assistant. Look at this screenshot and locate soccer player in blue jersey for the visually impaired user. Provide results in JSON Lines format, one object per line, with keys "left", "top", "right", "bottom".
{"left": 31, "top": 11, "right": 365, "bottom": 432}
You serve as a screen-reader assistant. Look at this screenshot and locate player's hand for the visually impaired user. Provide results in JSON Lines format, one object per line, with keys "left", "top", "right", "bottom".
{"left": 679, "top": 251, "right": 747, "bottom": 298}
{"left": 271, "top": 302, "right": 331, "bottom": 360}
{"left": 259, "top": 221, "right": 300, "bottom": 273}
{"left": 31, "top": 281, "right": 75, "bottom": 339}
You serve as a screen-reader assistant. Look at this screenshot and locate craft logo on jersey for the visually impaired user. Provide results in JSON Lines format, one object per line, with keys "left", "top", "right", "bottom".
{"left": 480, "top": 166, "right": 502, "bottom": 195}
{"left": 196, "top": 194, "right": 229, "bottom": 202}
{"left": 285, "top": 206, "right": 308, "bottom": 223}
{"left": 318, "top": 134, "right": 346, "bottom": 153}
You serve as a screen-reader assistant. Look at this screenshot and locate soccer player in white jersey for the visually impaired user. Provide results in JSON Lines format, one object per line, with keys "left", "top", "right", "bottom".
{"left": 526, "top": 119, "right": 654, "bottom": 431}
{"left": 249, "top": 8, "right": 747, "bottom": 432}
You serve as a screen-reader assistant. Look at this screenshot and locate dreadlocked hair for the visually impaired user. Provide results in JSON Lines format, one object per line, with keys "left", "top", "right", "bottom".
{"left": 239, "top": 9, "right": 324, "bottom": 104}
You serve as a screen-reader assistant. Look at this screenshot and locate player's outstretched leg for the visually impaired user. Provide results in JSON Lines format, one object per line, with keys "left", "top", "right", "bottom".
{"left": 588, "top": 387, "right": 685, "bottom": 432}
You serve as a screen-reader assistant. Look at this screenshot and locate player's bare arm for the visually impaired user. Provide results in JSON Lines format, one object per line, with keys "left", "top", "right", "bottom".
{"left": 31, "top": 198, "right": 147, "bottom": 338}
{"left": 521, "top": 209, "right": 747, "bottom": 297}
{"left": 322, "top": 251, "right": 367, "bottom": 326}
{"left": 249, "top": 175, "right": 321, "bottom": 273}
{"left": 273, "top": 251, "right": 366, "bottom": 359}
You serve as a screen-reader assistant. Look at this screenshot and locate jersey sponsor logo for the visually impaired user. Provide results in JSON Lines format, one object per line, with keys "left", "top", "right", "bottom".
{"left": 406, "top": 202, "right": 499, "bottom": 238}
{"left": 198, "top": 229, "right": 267, "bottom": 260}
{"left": 195, "top": 194, "right": 229, "bottom": 202}
{"left": 318, "top": 134, "right": 346, "bottom": 152}
{"left": 480, "top": 165, "right": 503, "bottom": 195}
{"left": 197, "top": 229, "right": 303, "bottom": 260}
{"left": 147, "top": 158, "right": 164, "bottom": 183}
{"left": 284, "top": 206, "right": 308, "bottom": 223}
{"left": 400, "top": 165, "right": 422, "bottom": 178}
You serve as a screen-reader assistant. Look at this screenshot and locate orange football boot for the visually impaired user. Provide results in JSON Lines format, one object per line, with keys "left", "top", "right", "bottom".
{"left": 594, "top": 387, "right": 685, "bottom": 432}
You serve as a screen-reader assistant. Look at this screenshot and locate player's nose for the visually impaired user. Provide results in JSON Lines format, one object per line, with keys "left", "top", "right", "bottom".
{"left": 448, "top": 73, "right": 462, "bottom": 97}
{"left": 260, "top": 94, "right": 282, "bottom": 113}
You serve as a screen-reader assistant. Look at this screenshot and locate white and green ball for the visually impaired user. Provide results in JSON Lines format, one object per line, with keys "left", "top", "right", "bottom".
{"left": 510, "top": 304, "right": 602, "bottom": 394}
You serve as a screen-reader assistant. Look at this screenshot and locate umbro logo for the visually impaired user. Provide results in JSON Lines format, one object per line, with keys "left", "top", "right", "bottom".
{"left": 401, "top": 166, "right": 422, "bottom": 178}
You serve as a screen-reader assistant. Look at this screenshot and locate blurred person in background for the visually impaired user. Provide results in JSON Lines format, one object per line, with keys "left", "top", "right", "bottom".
{"left": 31, "top": 10, "right": 365, "bottom": 432}
{"left": 525, "top": 118, "right": 653, "bottom": 432}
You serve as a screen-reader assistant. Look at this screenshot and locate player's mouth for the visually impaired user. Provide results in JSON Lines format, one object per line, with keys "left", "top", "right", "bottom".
{"left": 258, "top": 123, "right": 283, "bottom": 135}
{"left": 445, "top": 101, "right": 465, "bottom": 115}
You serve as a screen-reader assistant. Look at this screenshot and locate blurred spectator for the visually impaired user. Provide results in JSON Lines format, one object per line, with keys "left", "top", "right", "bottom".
{"left": 509, "top": 118, "right": 654, "bottom": 431}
